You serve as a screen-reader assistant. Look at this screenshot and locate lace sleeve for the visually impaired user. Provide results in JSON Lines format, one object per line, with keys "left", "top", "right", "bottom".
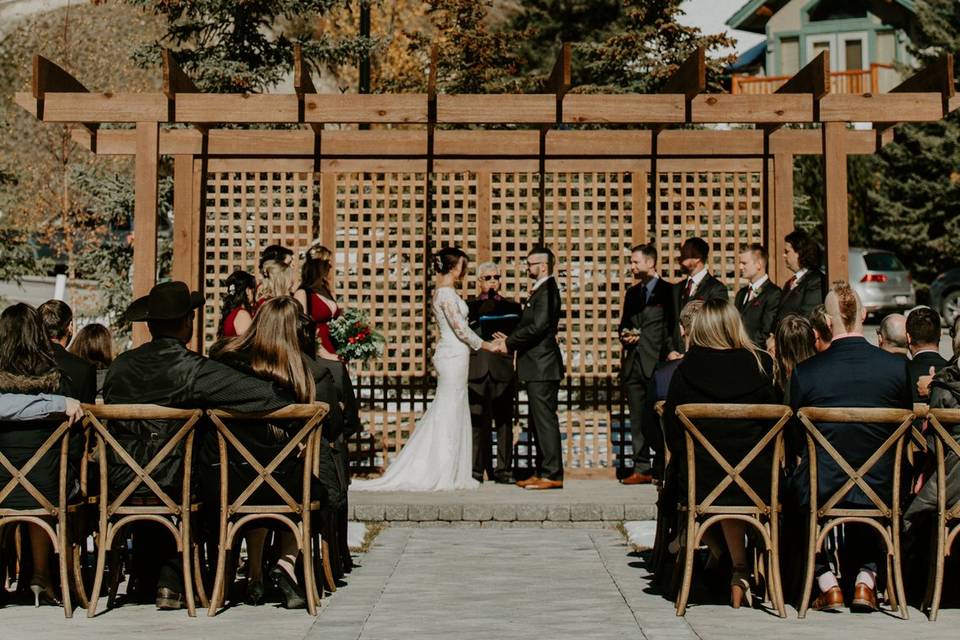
{"left": 439, "top": 291, "right": 483, "bottom": 351}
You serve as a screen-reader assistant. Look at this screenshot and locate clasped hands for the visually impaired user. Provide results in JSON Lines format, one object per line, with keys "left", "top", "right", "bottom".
{"left": 484, "top": 332, "right": 511, "bottom": 354}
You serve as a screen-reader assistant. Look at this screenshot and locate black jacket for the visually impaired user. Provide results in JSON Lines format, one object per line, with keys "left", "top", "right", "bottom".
{"left": 672, "top": 273, "right": 728, "bottom": 351}
{"left": 776, "top": 269, "right": 826, "bottom": 328}
{"left": 789, "top": 337, "right": 911, "bottom": 507}
{"left": 52, "top": 343, "right": 97, "bottom": 404}
{"left": 467, "top": 295, "right": 521, "bottom": 383}
{"left": 734, "top": 279, "right": 782, "bottom": 348}
{"left": 506, "top": 277, "right": 564, "bottom": 382}
{"left": 619, "top": 277, "right": 675, "bottom": 380}
{"left": 908, "top": 350, "right": 949, "bottom": 404}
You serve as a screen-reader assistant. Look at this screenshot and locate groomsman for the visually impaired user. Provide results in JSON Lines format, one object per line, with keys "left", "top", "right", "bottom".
{"left": 775, "top": 229, "right": 827, "bottom": 328}
{"left": 734, "top": 243, "right": 782, "bottom": 348}
{"left": 670, "top": 237, "right": 727, "bottom": 355}
{"left": 467, "top": 261, "right": 522, "bottom": 484}
{"left": 618, "top": 244, "right": 674, "bottom": 485}
{"left": 497, "top": 246, "right": 565, "bottom": 490}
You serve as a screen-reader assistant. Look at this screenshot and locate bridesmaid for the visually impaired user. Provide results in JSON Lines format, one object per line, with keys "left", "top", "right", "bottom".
{"left": 258, "top": 259, "right": 297, "bottom": 307}
{"left": 218, "top": 270, "right": 258, "bottom": 338}
{"left": 294, "top": 245, "right": 341, "bottom": 362}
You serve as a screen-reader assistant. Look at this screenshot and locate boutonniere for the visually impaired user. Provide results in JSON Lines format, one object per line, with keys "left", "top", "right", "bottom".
{"left": 750, "top": 299, "right": 762, "bottom": 308}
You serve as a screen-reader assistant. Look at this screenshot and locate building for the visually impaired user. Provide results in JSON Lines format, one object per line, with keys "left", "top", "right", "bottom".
{"left": 726, "top": 0, "right": 919, "bottom": 94}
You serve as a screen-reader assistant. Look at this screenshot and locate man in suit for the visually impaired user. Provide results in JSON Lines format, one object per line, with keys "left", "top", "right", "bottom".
{"left": 734, "top": 243, "right": 782, "bottom": 348}
{"left": 618, "top": 244, "right": 674, "bottom": 485}
{"left": 37, "top": 299, "right": 97, "bottom": 404}
{"left": 790, "top": 282, "right": 911, "bottom": 613}
{"left": 776, "top": 229, "right": 826, "bottom": 329}
{"left": 906, "top": 306, "right": 948, "bottom": 403}
{"left": 495, "top": 246, "right": 565, "bottom": 490}
{"left": 670, "top": 237, "right": 727, "bottom": 356}
{"left": 877, "top": 313, "right": 908, "bottom": 357}
{"left": 467, "top": 261, "right": 522, "bottom": 484}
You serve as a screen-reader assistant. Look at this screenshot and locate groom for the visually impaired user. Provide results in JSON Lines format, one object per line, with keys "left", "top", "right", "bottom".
{"left": 495, "top": 246, "right": 565, "bottom": 490}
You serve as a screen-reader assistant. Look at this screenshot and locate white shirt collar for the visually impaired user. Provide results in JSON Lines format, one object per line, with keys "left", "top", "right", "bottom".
{"left": 912, "top": 348, "right": 942, "bottom": 358}
{"left": 532, "top": 274, "right": 553, "bottom": 291}
{"left": 688, "top": 269, "right": 708, "bottom": 287}
{"left": 751, "top": 274, "right": 769, "bottom": 293}
{"left": 794, "top": 268, "right": 808, "bottom": 282}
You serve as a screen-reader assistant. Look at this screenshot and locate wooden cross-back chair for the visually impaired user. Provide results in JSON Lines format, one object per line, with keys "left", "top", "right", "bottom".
{"left": 0, "top": 417, "right": 85, "bottom": 617}
{"left": 920, "top": 407, "right": 960, "bottom": 621}
{"left": 796, "top": 407, "right": 915, "bottom": 620}
{"left": 83, "top": 405, "right": 205, "bottom": 617}
{"left": 650, "top": 401, "right": 670, "bottom": 573}
{"left": 205, "top": 404, "right": 329, "bottom": 617}
{"left": 673, "top": 403, "right": 792, "bottom": 618}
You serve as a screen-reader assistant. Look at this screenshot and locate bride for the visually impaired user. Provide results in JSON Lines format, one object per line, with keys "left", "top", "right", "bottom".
{"left": 352, "top": 247, "right": 505, "bottom": 492}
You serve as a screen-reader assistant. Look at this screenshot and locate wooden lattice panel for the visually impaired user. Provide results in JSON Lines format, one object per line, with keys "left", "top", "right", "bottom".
{"left": 487, "top": 172, "right": 541, "bottom": 300}
{"left": 202, "top": 169, "right": 317, "bottom": 351}
{"left": 655, "top": 167, "right": 764, "bottom": 291}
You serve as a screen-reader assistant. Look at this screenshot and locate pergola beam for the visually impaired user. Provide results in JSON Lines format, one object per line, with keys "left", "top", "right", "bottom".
{"left": 31, "top": 55, "right": 98, "bottom": 138}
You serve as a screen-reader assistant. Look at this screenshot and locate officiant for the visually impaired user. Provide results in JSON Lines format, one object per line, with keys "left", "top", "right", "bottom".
{"left": 467, "top": 261, "right": 522, "bottom": 484}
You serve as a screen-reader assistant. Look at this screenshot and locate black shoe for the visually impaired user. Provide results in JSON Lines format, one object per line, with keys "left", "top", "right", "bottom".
{"left": 472, "top": 473, "right": 484, "bottom": 483}
{"left": 493, "top": 474, "right": 515, "bottom": 484}
{"left": 245, "top": 579, "right": 264, "bottom": 606}
{"left": 269, "top": 566, "right": 305, "bottom": 610}
{"left": 155, "top": 587, "right": 183, "bottom": 610}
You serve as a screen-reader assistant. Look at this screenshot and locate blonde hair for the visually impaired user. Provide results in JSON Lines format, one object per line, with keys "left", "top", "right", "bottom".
{"left": 689, "top": 298, "right": 766, "bottom": 373}
{"left": 259, "top": 259, "right": 296, "bottom": 299}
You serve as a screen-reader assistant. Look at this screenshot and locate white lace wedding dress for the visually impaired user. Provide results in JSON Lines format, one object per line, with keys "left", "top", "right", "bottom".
{"left": 351, "top": 287, "right": 482, "bottom": 492}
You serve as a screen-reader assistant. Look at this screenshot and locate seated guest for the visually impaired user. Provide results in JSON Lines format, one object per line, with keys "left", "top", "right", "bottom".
{"left": 669, "top": 237, "right": 727, "bottom": 357}
{"left": 773, "top": 314, "right": 816, "bottom": 403}
{"left": 0, "top": 303, "right": 84, "bottom": 605}
{"left": 104, "top": 281, "right": 292, "bottom": 610}
{"left": 38, "top": 300, "right": 96, "bottom": 404}
{"left": 69, "top": 323, "right": 115, "bottom": 399}
{"left": 789, "top": 282, "right": 911, "bottom": 613}
{"left": 0, "top": 393, "right": 82, "bottom": 423}
{"left": 218, "top": 270, "right": 257, "bottom": 338}
{"left": 809, "top": 304, "right": 833, "bottom": 353}
{"left": 876, "top": 313, "right": 908, "bottom": 358}
{"left": 735, "top": 243, "right": 782, "bottom": 348}
{"left": 905, "top": 306, "right": 948, "bottom": 403}
{"left": 775, "top": 230, "right": 826, "bottom": 329}
{"left": 664, "top": 299, "right": 778, "bottom": 608}
{"left": 917, "top": 316, "right": 960, "bottom": 399}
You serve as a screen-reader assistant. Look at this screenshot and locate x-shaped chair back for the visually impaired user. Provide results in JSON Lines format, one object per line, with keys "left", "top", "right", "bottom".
{"left": 675, "top": 404, "right": 791, "bottom": 515}
{"left": 926, "top": 408, "right": 960, "bottom": 522}
{"left": 797, "top": 407, "right": 915, "bottom": 519}
{"left": 0, "top": 417, "right": 74, "bottom": 516}
{"left": 206, "top": 404, "right": 329, "bottom": 516}
{"left": 83, "top": 406, "right": 202, "bottom": 516}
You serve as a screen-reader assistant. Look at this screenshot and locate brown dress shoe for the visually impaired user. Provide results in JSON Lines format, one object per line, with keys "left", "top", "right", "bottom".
{"left": 622, "top": 471, "right": 654, "bottom": 485}
{"left": 850, "top": 582, "right": 878, "bottom": 612}
{"left": 516, "top": 476, "right": 541, "bottom": 488}
{"left": 811, "top": 586, "right": 844, "bottom": 612}
{"left": 525, "top": 479, "right": 563, "bottom": 490}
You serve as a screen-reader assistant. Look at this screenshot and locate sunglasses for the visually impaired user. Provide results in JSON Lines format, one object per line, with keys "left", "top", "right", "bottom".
{"left": 482, "top": 275, "right": 501, "bottom": 281}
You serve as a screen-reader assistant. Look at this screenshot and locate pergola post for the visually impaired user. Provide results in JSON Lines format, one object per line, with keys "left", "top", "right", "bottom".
{"left": 132, "top": 121, "right": 160, "bottom": 346}
{"left": 770, "top": 152, "right": 794, "bottom": 284}
{"left": 822, "top": 121, "right": 849, "bottom": 284}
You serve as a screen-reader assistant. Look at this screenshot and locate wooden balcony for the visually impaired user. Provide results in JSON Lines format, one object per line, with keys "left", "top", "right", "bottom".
{"left": 732, "top": 63, "right": 895, "bottom": 95}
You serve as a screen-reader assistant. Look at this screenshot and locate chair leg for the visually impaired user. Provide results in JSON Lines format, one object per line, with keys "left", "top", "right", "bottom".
{"left": 891, "top": 540, "right": 909, "bottom": 620}
{"left": 71, "top": 540, "right": 89, "bottom": 609}
{"left": 675, "top": 522, "right": 697, "bottom": 616}
{"left": 86, "top": 528, "right": 109, "bottom": 618}
{"left": 207, "top": 525, "right": 231, "bottom": 617}
{"left": 180, "top": 519, "right": 196, "bottom": 617}
{"left": 797, "top": 522, "right": 818, "bottom": 619}
{"left": 321, "top": 538, "right": 337, "bottom": 594}
{"left": 927, "top": 525, "right": 947, "bottom": 622}
{"left": 106, "top": 544, "right": 124, "bottom": 611}
{"left": 885, "top": 553, "right": 897, "bottom": 611}
{"left": 301, "top": 517, "right": 318, "bottom": 616}
{"left": 193, "top": 541, "right": 210, "bottom": 609}
{"left": 57, "top": 526, "right": 73, "bottom": 618}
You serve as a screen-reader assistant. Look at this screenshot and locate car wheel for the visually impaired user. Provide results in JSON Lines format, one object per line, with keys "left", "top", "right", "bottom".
{"left": 943, "top": 289, "right": 960, "bottom": 326}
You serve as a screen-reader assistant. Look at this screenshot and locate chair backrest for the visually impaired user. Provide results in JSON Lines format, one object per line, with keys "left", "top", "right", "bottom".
{"left": 796, "top": 407, "right": 915, "bottom": 518}
{"left": 83, "top": 405, "right": 202, "bottom": 516}
{"left": 0, "top": 417, "right": 74, "bottom": 515}
{"left": 675, "top": 403, "right": 792, "bottom": 515}
{"left": 206, "top": 404, "right": 329, "bottom": 516}
{"left": 926, "top": 407, "right": 960, "bottom": 521}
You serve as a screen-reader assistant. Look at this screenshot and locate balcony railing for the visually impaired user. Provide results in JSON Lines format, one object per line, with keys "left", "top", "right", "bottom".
{"left": 731, "top": 63, "right": 895, "bottom": 95}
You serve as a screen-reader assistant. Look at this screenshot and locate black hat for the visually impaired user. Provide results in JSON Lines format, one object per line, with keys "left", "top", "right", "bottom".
{"left": 124, "top": 281, "right": 205, "bottom": 322}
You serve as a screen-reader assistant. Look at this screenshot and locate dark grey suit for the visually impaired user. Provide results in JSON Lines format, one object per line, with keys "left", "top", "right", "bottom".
{"left": 506, "top": 277, "right": 564, "bottom": 481}
{"left": 734, "top": 278, "right": 782, "bottom": 348}
{"left": 775, "top": 268, "right": 826, "bottom": 329}
{"left": 671, "top": 272, "right": 728, "bottom": 352}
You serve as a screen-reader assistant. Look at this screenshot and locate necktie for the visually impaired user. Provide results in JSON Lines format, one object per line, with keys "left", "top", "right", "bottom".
{"left": 684, "top": 278, "right": 693, "bottom": 301}
{"left": 745, "top": 287, "right": 755, "bottom": 304}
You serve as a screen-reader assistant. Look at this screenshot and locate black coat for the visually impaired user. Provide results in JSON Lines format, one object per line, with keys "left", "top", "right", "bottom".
{"left": 467, "top": 295, "right": 521, "bottom": 383}
{"left": 52, "top": 343, "right": 97, "bottom": 404}
{"left": 776, "top": 269, "right": 826, "bottom": 328}
{"left": 788, "top": 337, "right": 911, "bottom": 507}
{"left": 734, "top": 279, "right": 782, "bottom": 348}
{"left": 506, "top": 277, "right": 564, "bottom": 382}
{"left": 664, "top": 346, "right": 778, "bottom": 506}
{"left": 619, "top": 277, "right": 675, "bottom": 380}
{"left": 908, "top": 350, "right": 949, "bottom": 404}
{"left": 672, "top": 273, "right": 728, "bottom": 351}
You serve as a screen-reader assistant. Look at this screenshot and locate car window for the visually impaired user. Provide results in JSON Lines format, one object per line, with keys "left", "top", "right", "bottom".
{"left": 863, "top": 252, "right": 905, "bottom": 271}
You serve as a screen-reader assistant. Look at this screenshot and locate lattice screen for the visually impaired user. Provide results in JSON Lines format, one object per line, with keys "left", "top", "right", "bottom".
{"left": 487, "top": 172, "right": 541, "bottom": 299}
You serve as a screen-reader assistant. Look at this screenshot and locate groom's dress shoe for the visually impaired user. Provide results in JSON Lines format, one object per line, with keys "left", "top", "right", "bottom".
{"left": 525, "top": 479, "right": 563, "bottom": 490}
{"left": 621, "top": 471, "right": 654, "bottom": 485}
{"left": 516, "top": 476, "right": 541, "bottom": 488}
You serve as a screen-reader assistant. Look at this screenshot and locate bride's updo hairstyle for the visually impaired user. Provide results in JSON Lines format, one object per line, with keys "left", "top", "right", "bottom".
{"left": 432, "top": 247, "right": 469, "bottom": 276}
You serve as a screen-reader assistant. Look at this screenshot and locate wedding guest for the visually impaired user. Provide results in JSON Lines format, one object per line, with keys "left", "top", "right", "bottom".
{"left": 259, "top": 244, "right": 293, "bottom": 277}
{"left": 775, "top": 230, "right": 826, "bottom": 328}
{"left": 258, "top": 259, "right": 297, "bottom": 305}
{"left": 663, "top": 298, "right": 777, "bottom": 609}
{"left": 294, "top": 246, "right": 341, "bottom": 361}
{"left": 809, "top": 304, "right": 833, "bottom": 353}
{"left": 917, "top": 316, "right": 960, "bottom": 399}
{"left": 218, "top": 270, "right": 257, "bottom": 338}
{"left": 670, "top": 237, "right": 727, "bottom": 356}
{"left": 104, "top": 281, "right": 292, "bottom": 610}
{"left": 773, "top": 314, "right": 816, "bottom": 403}
{"left": 877, "top": 313, "right": 908, "bottom": 358}
{"left": 0, "top": 393, "right": 82, "bottom": 423}
{"left": 467, "top": 260, "right": 522, "bottom": 484}
{"left": 38, "top": 300, "right": 96, "bottom": 404}
{"left": 619, "top": 244, "right": 674, "bottom": 485}
{"left": 789, "top": 282, "right": 911, "bottom": 613}
{"left": 69, "top": 323, "right": 115, "bottom": 399}
{"left": 906, "top": 307, "right": 947, "bottom": 403}
{"left": 734, "top": 243, "right": 782, "bottom": 348}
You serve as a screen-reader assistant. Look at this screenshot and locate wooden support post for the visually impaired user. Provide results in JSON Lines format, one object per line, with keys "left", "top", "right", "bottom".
{"left": 132, "top": 122, "right": 160, "bottom": 346}
{"left": 822, "top": 122, "right": 848, "bottom": 284}
{"left": 660, "top": 46, "right": 706, "bottom": 122}
{"left": 172, "top": 154, "right": 202, "bottom": 350}
{"left": 770, "top": 153, "right": 794, "bottom": 285}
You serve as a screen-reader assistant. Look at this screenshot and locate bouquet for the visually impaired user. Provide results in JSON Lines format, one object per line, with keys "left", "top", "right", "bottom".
{"left": 328, "top": 307, "right": 385, "bottom": 362}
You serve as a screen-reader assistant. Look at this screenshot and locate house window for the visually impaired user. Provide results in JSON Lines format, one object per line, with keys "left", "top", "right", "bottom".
{"left": 780, "top": 37, "right": 800, "bottom": 75}
{"left": 844, "top": 38, "right": 864, "bottom": 71}
{"left": 809, "top": 0, "right": 867, "bottom": 21}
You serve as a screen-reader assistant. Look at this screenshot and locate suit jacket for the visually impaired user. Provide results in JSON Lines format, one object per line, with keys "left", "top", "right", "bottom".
{"left": 467, "top": 295, "right": 522, "bottom": 383}
{"left": 52, "top": 343, "right": 97, "bottom": 404}
{"left": 734, "top": 279, "right": 782, "bottom": 348}
{"left": 776, "top": 269, "right": 826, "bottom": 328}
{"left": 618, "top": 277, "right": 675, "bottom": 380}
{"left": 908, "top": 350, "right": 949, "bottom": 403}
{"left": 506, "top": 277, "right": 564, "bottom": 382}
{"left": 672, "top": 272, "right": 728, "bottom": 351}
{"left": 789, "top": 336, "right": 911, "bottom": 507}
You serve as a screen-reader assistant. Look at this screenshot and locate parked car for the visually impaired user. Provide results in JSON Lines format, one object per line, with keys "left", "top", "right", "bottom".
{"left": 931, "top": 268, "right": 960, "bottom": 326}
{"left": 849, "top": 248, "right": 915, "bottom": 317}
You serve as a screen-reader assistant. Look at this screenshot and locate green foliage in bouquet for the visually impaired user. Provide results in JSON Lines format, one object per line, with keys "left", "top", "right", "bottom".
{"left": 328, "top": 307, "right": 385, "bottom": 362}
